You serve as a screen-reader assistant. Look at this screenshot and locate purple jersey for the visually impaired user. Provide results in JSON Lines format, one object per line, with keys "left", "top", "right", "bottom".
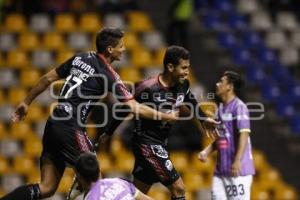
{"left": 85, "top": 178, "right": 138, "bottom": 200}
{"left": 214, "top": 98, "right": 255, "bottom": 177}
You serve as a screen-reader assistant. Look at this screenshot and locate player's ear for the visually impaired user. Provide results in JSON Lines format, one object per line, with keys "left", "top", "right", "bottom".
{"left": 107, "top": 46, "right": 113, "bottom": 54}
{"left": 167, "top": 63, "right": 174, "bottom": 72}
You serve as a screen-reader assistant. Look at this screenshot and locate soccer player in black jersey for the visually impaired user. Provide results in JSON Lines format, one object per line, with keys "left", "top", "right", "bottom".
{"left": 102, "top": 46, "right": 219, "bottom": 200}
{"left": 2, "top": 28, "right": 178, "bottom": 200}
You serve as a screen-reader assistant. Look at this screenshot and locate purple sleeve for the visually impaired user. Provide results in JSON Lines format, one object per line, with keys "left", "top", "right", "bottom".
{"left": 126, "top": 181, "right": 137, "bottom": 196}
{"left": 236, "top": 103, "right": 251, "bottom": 133}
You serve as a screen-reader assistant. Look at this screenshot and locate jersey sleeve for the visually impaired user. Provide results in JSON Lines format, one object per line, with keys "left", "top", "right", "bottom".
{"left": 134, "top": 81, "right": 151, "bottom": 103}
{"left": 55, "top": 56, "right": 75, "bottom": 78}
{"left": 236, "top": 103, "right": 251, "bottom": 133}
{"left": 106, "top": 73, "right": 134, "bottom": 102}
{"left": 114, "top": 82, "right": 134, "bottom": 102}
{"left": 127, "top": 181, "right": 137, "bottom": 197}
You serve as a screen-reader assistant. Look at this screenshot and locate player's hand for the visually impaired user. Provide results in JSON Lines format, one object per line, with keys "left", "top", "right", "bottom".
{"left": 202, "top": 118, "right": 221, "bottom": 139}
{"left": 231, "top": 159, "right": 241, "bottom": 177}
{"left": 198, "top": 151, "right": 208, "bottom": 163}
{"left": 165, "top": 109, "right": 179, "bottom": 122}
{"left": 11, "top": 102, "right": 29, "bottom": 122}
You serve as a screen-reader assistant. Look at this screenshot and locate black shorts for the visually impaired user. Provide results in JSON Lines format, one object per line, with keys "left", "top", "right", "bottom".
{"left": 40, "top": 118, "right": 94, "bottom": 175}
{"left": 132, "top": 143, "right": 180, "bottom": 186}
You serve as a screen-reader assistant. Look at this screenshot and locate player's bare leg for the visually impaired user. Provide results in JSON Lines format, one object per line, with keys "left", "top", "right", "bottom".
{"left": 168, "top": 177, "right": 185, "bottom": 200}
{"left": 133, "top": 178, "right": 152, "bottom": 194}
{"left": 39, "top": 156, "right": 64, "bottom": 198}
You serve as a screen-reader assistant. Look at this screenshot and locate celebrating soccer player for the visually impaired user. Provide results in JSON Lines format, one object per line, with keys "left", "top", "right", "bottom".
{"left": 102, "top": 46, "right": 220, "bottom": 200}
{"left": 3, "top": 28, "right": 178, "bottom": 200}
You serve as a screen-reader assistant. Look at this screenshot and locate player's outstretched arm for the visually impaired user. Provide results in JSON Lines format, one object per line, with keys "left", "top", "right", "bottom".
{"left": 125, "top": 99, "right": 179, "bottom": 122}
{"left": 231, "top": 131, "right": 249, "bottom": 176}
{"left": 198, "top": 142, "right": 216, "bottom": 163}
{"left": 11, "top": 69, "right": 61, "bottom": 122}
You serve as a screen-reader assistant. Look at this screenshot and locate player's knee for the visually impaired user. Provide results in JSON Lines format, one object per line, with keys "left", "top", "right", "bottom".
{"left": 170, "top": 180, "right": 185, "bottom": 197}
{"left": 39, "top": 183, "right": 57, "bottom": 198}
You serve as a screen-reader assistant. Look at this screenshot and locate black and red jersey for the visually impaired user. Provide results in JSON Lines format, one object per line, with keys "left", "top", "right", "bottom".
{"left": 52, "top": 51, "right": 133, "bottom": 128}
{"left": 133, "top": 76, "right": 207, "bottom": 145}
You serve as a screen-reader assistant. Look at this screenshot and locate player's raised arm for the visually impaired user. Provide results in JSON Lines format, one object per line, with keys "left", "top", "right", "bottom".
{"left": 198, "top": 141, "right": 217, "bottom": 163}
{"left": 11, "top": 69, "right": 61, "bottom": 122}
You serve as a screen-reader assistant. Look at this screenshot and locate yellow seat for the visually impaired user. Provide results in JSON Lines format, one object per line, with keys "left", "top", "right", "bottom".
{"left": 275, "top": 185, "right": 298, "bottom": 200}
{"left": 153, "top": 48, "right": 165, "bottom": 65}
{"left": 131, "top": 48, "right": 153, "bottom": 68}
{"left": 115, "top": 150, "right": 134, "bottom": 173}
{"left": 27, "top": 169, "right": 40, "bottom": 183}
{"left": 10, "top": 122, "right": 34, "bottom": 140}
{"left": 86, "top": 126, "right": 97, "bottom": 141}
{"left": 19, "top": 32, "right": 40, "bottom": 50}
{"left": 57, "top": 168, "right": 75, "bottom": 193}
{"left": 7, "top": 50, "right": 29, "bottom": 68}
{"left": 251, "top": 189, "right": 270, "bottom": 200}
{"left": 56, "top": 50, "right": 75, "bottom": 64}
{"left": 127, "top": 11, "right": 153, "bottom": 32}
{"left": 170, "top": 151, "right": 188, "bottom": 172}
{"left": 55, "top": 14, "right": 76, "bottom": 32}
{"left": 0, "top": 122, "right": 7, "bottom": 139}
{"left": 183, "top": 171, "right": 207, "bottom": 190}
{"left": 20, "top": 69, "right": 41, "bottom": 87}
{"left": 253, "top": 150, "right": 269, "bottom": 172}
{"left": 43, "top": 32, "right": 65, "bottom": 50}
{"left": 0, "top": 156, "right": 10, "bottom": 174}
{"left": 79, "top": 13, "right": 102, "bottom": 32}
{"left": 148, "top": 187, "right": 168, "bottom": 200}
{"left": 8, "top": 88, "right": 27, "bottom": 105}
{"left": 24, "top": 135, "right": 42, "bottom": 158}
{"left": 12, "top": 155, "right": 36, "bottom": 175}
{"left": 123, "top": 32, "right": 140, "bottom": 50}
{"left": 119, "top": 67, "right": 142, "bottom": 83}
{"left": 97, "top": 152, "right": 113, "bottom": 174}
{"left": 110, "top": 138, "right": 127, "bottom": 156}
{"left": 4, "top": 14, "right": 27, "bottom": 32}
{"left": 0, "top": 89, "right": 6, "bottom": 105}
{"left": 26, "top": 103, "right": 46, "bottom": 122}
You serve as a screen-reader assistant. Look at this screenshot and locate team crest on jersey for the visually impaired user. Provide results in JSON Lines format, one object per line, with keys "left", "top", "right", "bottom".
{"left": 165, "top": 160, "right": 173, "bottom": 171}
{"left": 151, "top": 145, "right": 168, "bottom": 158}
{"left": 175, "top": 95, "right": 184, "bottom": 107}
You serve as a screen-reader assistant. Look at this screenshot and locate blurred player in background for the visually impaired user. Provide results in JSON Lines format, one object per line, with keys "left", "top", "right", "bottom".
{"left": 75, "top": 152, "right": 153, "bottom": 200}
{"left": 101, "top": 46, "right": 220, "bottom": 200}
{"left": 2, "top": 28, "right": 178, "bottom": 200}
{"left": 198, "top": 71, "right": 255, "bottom": 200}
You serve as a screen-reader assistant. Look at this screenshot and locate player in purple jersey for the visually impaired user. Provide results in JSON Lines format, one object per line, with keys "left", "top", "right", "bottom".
{"left": 75, "top": 152, "right": 153, "bottom": 200}
{"left": 198, "top": 71, "right": 255, "bottom": 200}
{"left": 2, "top": 28, "right": 178, "bottom": 200}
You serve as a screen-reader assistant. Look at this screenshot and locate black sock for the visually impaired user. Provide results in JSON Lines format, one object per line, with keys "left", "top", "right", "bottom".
{"left": 1, "top": 184, "right": 41, "bottom": 200}
{"left": 171, "top": 196, "right": 185, "bottom": 200}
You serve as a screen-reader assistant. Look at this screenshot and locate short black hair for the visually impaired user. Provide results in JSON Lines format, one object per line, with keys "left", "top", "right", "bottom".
{"left": 96, "top": 28, "right": 124, "bottom": 53}
{"left": 223, "top": 71, "right": 244, "bottom": 95}
{"left": 163, "top": 45, "right": 190, "bottom": 70}
{"left": 75, "top": 152, "right": 100, "bottom": 183}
